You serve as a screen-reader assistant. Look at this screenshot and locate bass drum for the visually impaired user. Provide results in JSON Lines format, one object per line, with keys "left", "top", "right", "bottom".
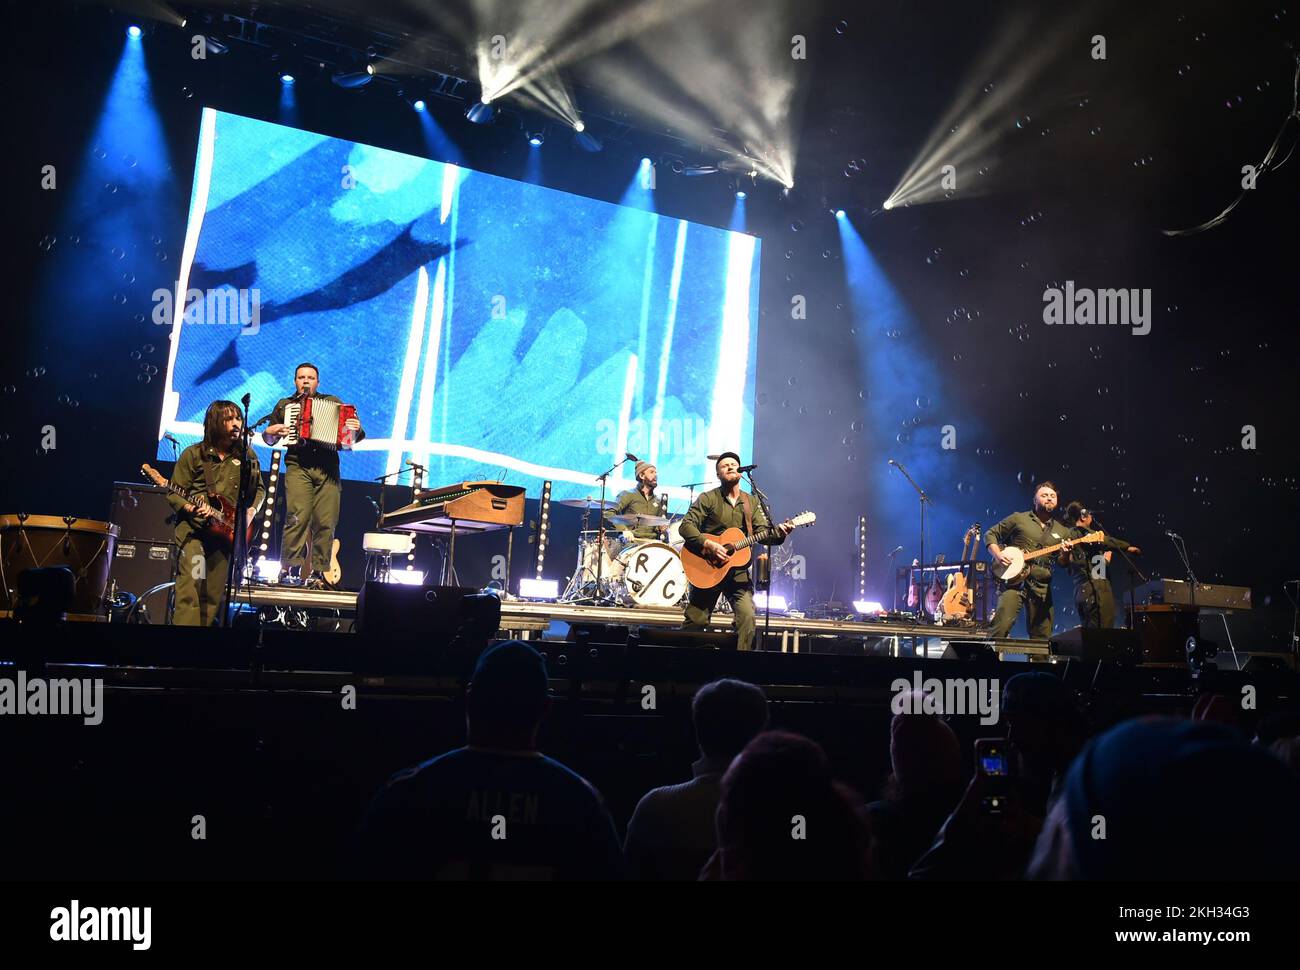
{"left": 616, "top": 541, "right": 686, "bottom": 608}
{"left": 0, "top": 514, "right": 118, "bottom": 619}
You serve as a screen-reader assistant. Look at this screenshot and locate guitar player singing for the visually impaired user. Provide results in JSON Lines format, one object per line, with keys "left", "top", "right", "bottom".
{"left": 678, "top": 453, "right": 793, "bottom": 651}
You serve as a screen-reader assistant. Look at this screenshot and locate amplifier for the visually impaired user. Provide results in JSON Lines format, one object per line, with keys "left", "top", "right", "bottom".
{"left": 1133, "top": 579, "right": 1251, "bottom": 610}
{"left": 109, "top": 482, "right": 179, "bottom": 598}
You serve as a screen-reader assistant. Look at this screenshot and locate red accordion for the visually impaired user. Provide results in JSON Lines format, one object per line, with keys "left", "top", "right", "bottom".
{"left": 283, "top": 397, "right": 357, "bottom": 450}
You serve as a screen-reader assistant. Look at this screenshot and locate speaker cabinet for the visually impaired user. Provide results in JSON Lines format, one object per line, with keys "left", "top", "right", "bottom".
{"left": 1051, "top": 626, "right": 1141, "bottom": 664}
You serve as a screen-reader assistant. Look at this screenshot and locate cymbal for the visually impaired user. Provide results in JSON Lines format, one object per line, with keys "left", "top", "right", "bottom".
{"left": 559, "top": 497, "right": 615, "bottom": 509}
{"left": 609, "top": 514, "right": 671, "bottom": 526}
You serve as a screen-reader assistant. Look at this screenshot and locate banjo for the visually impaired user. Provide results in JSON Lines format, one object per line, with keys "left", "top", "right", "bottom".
{"left": 993, "top": 530, "right": 1105, "bottom": 582}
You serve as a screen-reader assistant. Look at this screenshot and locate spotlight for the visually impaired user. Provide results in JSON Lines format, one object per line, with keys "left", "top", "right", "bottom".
{"left": 367, "top": 63, "right": 376, "bottom": 76}
{"left": 519, "top": 578, "right": 559, "bottom": 600}
{"left": 127, "top": 25, "right": 142, "bottom": 38}
{"left": 280, "top": 74, "right": 295, "bottom": 85}
{"left": 480, "top": 94, "right": 493, "bottom": 105}
{"left": 574, "top": 120, "right": 585, "bottom": 132}
{"left": 528, "top": 130, "right": 544, "bottom": 147}
{"left": 882, "top": 199, "right": 895, "bottom": 210}
{"left": 413, "top": 99, "right": 426, "bottom": 112}
{"left": 179, "top": 19, "right": 187, "bottom": 28}
{"left": 465, "top": 101, "right": 495, "bottom": 124}
{"left": 835, "top": 209, "right": 846, "bottom": 219}
{"left": 736, "top": 190, "right": 747, "bottom": 200}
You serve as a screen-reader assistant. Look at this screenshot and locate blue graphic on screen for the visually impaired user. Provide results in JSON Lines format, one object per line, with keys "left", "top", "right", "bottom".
{"left": 158, "top": 109, "right": 761, "bottom": 507}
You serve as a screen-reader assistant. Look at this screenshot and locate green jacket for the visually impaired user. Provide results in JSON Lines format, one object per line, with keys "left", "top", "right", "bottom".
{"left": 262, "top": 393, "right": 365, "bottom": 472}
{"left": 603, "top": 488, "right": 665, "bottom": 540}
{"left": 167, "top": 441, "right": 265, "bottom": 546}
{"left": 678, "top": 487, "right": 785, "bottom": 583}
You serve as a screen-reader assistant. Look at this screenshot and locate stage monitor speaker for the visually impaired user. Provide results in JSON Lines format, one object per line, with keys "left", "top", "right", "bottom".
{"left": 941, "top": 641, "right": 997, "bottom": 661}
{"left": 634, "top": 627, "right": 739, "bottom": 651}
{"left": 356, "top": 582, "right": 500, "bottom": 635}
{"left": 1051, "top": 626, "right": 1141, "bottom": 664}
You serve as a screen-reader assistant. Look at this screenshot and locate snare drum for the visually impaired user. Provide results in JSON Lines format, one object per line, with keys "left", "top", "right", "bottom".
{"left": 666, "top": 519, "right": 685, "bottom": 551}
{"left": 617, "top": 541, "right": 686, "bottom": 608}
{"left": 0, "top": 514, "right": 118, "bottom": 619}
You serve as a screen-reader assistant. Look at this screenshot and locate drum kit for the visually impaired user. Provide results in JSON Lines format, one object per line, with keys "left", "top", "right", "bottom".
{"left": 558, "top": 498, "right": 688, "bottom": 608}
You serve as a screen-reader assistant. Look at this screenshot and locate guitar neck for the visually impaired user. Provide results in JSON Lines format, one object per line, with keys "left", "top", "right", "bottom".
{"left": 733, "top": 526, "right": 780, "bottom": 552}
{"left": 1023, "top": 531, "right": 1102, "bottom": 562}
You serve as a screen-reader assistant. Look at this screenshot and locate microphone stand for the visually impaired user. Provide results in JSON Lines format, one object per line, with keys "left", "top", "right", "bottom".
{"left": 888, "top": 547, "right": 902, "bottom": 612}
{"left": 594, "top": 455, "right": 634, "bottom": 603}
{"left": 1099, "top": 521, "right": 1147, "bottom": 631}
{"left": 221, "top": 397, "right": 255, "bottom": 629}
{"left": 372, "top": 468, "right": 408, "bottom": 529}
{"left": 745, "top": 469, "right": 778, "bottom": 652}
{"left": 891, "top": 461, "right": 932, "bottom": 623}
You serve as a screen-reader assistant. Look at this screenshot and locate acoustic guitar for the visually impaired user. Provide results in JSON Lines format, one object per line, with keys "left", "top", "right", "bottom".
{"left": 141, "top": 463, "right": 255, "bottom": 553}
{"left": 939, "top": 523, "right": 981, "bottom": 619}
{"left": 681, "top": 511, "right": 816, "bottom": 591}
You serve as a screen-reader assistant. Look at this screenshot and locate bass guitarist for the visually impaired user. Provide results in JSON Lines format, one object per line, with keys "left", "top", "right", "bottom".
{"left": 166, "top": 400, "right": 265, "bottom": 626}
{"left": 678, "top": 453, "right": 792, "bottom": 651}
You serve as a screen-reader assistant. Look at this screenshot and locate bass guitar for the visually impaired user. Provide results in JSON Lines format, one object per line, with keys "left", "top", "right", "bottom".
{"left": 141, "top": 463, "right": 255, "bottom": 553}
{"left": 681, "top": 511, "right": 817, "bottom": 591}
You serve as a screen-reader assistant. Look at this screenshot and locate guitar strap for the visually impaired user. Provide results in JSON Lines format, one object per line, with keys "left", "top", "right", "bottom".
{"left": 740, "top": 491, "right": 754, "bottom": 538}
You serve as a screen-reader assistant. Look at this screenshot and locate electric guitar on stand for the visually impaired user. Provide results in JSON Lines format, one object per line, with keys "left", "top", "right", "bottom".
{"left": 681, "top": 512, "right": 817, "bottom": 591}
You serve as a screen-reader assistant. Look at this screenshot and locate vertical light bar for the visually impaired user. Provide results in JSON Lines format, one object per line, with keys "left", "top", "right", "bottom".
{"left": 408, "top": 467, "right": 423, "bottom": 571}
{"left": 535, "top": 480, "right": 552, "bottom": 578}
{"left": 387, "top": 265, "right": 430, "bottom": 476}
{"left": 259, "top": 448, "right": 283, "bottom": 559}
{"left": 858, "top": 515, "right": 867, "bottom": 601}
{"left": 707, "top": 232, "right": 757, "bottom": 460}
{"left": 649, "top": 220, "right": 688, "bottom": 468}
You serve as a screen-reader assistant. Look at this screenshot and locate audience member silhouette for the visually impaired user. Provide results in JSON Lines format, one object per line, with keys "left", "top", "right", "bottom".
{"left": 701, "top": 731, "right": 874, "bottom": 880}
{"left": 1027, "top": 717, "right": 1300, "bottom": 880}
{"left": 624, "top": 678, "right": 769, "bottom": 880}
{"left": 355, "top": 640, "right": 623, "bottom": 880}
{"left": 865, "top": 694, "right": 963, "bottom": 879}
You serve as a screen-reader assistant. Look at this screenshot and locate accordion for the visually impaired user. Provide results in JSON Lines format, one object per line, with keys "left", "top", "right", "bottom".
{"left": 282, "top": 396, "right": 357, "bottom": 450}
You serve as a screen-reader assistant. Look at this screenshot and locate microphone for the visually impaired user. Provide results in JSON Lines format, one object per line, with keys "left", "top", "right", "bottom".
{"left": 738, "top": 463, "right": 758, "bottom": 473}
{"left": 707, "top": 453, "right": 723, "bottom": 461}
{"left": 626, "top": 453, "right": 640, "bottom": 462}
{"left": 888, "top": 459, "right": 897, "bottom": 465}
{"left": 241, "top": 393, "right": 251, "bottom": 409}
{"left": 887, "top": 545, "right": 904, "bottom": 557}
{"left": 163, "top": 432, "right": 180, "bottom": 445}
{"left": 1165, "top": 530, "right": 1182, "bottom": 540}
{"left": 405, "top": 459, "right": 425, "bottom": 470}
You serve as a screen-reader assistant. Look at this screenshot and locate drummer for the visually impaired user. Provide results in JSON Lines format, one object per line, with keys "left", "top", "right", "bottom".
{"left": 603, "top": 461, "right": 664, "bottom": 541}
